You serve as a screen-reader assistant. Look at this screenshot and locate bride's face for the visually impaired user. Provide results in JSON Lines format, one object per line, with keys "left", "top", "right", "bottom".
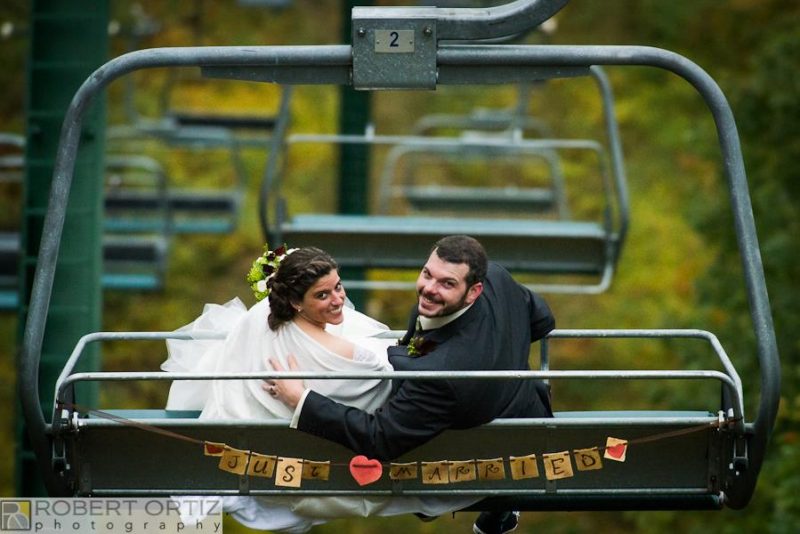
{"left": 299, "top": 270, "right": 346, "bottom": 326}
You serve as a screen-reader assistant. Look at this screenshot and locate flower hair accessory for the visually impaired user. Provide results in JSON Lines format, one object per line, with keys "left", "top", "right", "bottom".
{"left": 246, "top": 244, "right": 298, "bottom": 301}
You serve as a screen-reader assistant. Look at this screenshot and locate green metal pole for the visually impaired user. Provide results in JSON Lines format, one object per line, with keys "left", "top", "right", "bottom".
{"left": 338, "top": 0, "right": 371, "bottom": 309}
{"left": 16, "top": 0, "right": 108, "bottom": 496}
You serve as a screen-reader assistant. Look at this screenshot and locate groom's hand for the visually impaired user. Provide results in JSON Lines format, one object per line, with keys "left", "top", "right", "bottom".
{"left": 264, "top": 355, "right": 305, "bottom": 409}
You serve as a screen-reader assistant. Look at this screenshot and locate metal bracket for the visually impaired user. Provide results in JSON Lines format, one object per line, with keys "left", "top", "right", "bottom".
{"left": 51, "top": 407, "right": 76, "bottom": 491}
{"left": 730, "top": 436, "right": 749, "bottom": 474}
{"left": 352, "top": 7, "right": 438, "bottom": 90}
{"left": 350, "top": 1, "right": 571, "bottom": 89}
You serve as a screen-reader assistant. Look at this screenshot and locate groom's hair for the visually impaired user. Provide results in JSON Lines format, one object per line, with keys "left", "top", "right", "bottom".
{"left": 431, "top": 235, "right": 488, "bottom": 287}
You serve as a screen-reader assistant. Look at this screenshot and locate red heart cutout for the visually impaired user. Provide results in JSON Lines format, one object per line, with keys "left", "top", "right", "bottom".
{"left": 606, "top": 444, "right": 626, "bottom": 459}
{"left": 603, "top": 437, "right": 628, "bottom": 462}
{"left": 349, "top": 455, "right": 383, "bottom": 486}
{"left": 204, "top": 442, "right": 225, "bottom": 456}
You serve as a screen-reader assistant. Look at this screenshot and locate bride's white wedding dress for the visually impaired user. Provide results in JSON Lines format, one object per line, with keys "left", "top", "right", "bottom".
{"left": 162, "top": 297, "right": 479, "bottom": 533}
{"left": 162, "top": 297, "right": 394, "bottom": 418}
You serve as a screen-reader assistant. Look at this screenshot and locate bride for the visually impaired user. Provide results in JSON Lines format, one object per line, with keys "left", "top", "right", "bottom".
{"left": 161, "top": 246, "right": 478, "bottom": 532}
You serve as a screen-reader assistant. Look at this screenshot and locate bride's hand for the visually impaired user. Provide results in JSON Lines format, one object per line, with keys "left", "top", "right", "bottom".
{"left": 263, "top": 355, "right": 305, "bottom": 409}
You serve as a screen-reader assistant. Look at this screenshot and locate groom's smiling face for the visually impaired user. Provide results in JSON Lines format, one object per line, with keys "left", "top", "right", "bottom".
{"left": 416, "top": 251, "right": 482, "bottom": 318}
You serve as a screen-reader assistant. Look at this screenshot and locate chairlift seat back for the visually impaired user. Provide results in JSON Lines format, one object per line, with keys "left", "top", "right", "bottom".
{"left": 101, "top": 236, "right": 168, "bottom": 291}
{"left": 279, "top": 214, "right": 612, "bottom": 275}
{"left": 70, "top": 409, "right": 727, "bottom": 509}
{"left": 400, "top": 185, "right": 559, "bottom": 214}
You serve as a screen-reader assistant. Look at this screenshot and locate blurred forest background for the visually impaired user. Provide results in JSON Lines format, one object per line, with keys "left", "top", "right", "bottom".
{"left": 0, "top": 0, "right": 798, "bottom": 533}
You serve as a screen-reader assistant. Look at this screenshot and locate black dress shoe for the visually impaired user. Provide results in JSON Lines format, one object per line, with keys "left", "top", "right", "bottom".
{"left": 472, "top": 511, "right": 520, "bottom": 534}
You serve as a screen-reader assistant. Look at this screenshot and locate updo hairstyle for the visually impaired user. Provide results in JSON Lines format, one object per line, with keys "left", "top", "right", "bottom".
{"left": 267, "top": 247, "right": 338, "bottom": 330}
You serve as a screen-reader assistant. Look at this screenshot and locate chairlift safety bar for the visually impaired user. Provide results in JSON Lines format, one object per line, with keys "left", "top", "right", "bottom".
{"left": 375, "top": 140, "right": 569, "bottom": 214}
{"left": 52, "top": 328, "right": 745, "bottom": 430}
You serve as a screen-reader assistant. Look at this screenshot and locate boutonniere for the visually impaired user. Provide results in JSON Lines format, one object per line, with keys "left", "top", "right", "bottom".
{"left": 397, "top": 318, "right": 437, "bottom": 357}
{"left": 405, "top": 335, "right": 437, "bottom": 357}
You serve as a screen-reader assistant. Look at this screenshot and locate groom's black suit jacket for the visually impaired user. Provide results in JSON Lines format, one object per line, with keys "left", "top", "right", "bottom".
{"left": 297, "top": 262, "right": 555, "bottom": 461}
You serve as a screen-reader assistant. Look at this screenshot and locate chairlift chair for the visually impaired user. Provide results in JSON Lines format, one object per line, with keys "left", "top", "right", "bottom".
{"left": 102, "top": 157, "right": 171, "bottom": 292}
{"left": 106, "top": 121, "right": 248, "bottom": 235}
{"left": 405, "top": 110, "right": 560, "bottom": 216}
{"left": 410, "top": 81, "right": 552, "bottom": 138}
{"left": 377, "top": 124, "right": 571, "bottom": 218}
{"left": 0, "top": 132, "right": 25, "bottom": 176}
{"left": 0, "top": 232, "right": 170, "bottom": 297}
{"left": 394, "top": 67, "right": 622, "bottom": 226}
{"left": 107, "top": 85, "right": 292, "bottom": 235}
{"left": 103, "top": 152, "right": 241, "bottom": 235}
{"left": 20, "top": 0, "right": 780, "bottom": 516}
{"left": 0, "top": 141, "right": 170, "bottom": 295}
{"left": 104, "top": 154, "right": 173, "bottom": 234}
{"left": 0, "top": 134, "right": 24, "bottom": 309}
{"left": 113, "top": 2, "right": 284, "bottom": 153}
{"left": 102, "top": 160, "right": 171, "bottom": 293}
{"left": 101, "top": 236, "right": 169, "bottom": 292}
{"left": 107, "top": 8, "right": 294, "bottom": 235}
{"left": 264, "top": 100, "right": 625, "bottom": 294}
{"left": 0, "top": 232, "right": 20, "bottom": 310}
{"left": 261, "top": 64, "right": 626, "bottom": 294}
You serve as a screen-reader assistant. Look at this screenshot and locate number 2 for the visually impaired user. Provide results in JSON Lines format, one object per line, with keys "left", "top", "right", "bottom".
{"left": 389, "top": 31, "right": 399, "bottom": 47}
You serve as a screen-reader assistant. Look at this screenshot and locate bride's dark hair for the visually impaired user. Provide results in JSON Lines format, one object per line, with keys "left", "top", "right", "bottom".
{"left": 267, "top": 247, "right": 338, "bottom": 330}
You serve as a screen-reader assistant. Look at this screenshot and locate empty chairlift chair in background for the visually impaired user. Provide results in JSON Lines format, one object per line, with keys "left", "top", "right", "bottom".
{"left": 106, "top": 120, "right": 249, "bottom": 235}
{"left": 379, "top": 82, "right": 571, "bottom": 219}
{"left": 107, "top": 86, "right": 292, "bottom": 234}
{"left": 0, "top": 232, "right": 170, "bottom": 298}
{"left": 266, "top": 130, "right": 612, "bottom": 282}
{"left": 1, "top": 137, "right": 169, "bottom": 299}
{"left": 101, "top": 154, "right": 171, "bottom": 292}
{"left": 102, "top": 155, "right": 173, "bottom": 291}
{"left": 263, "top": 68, "right": 626, "bottom": 294}
{"left": 104, "top": 154, "right": 173, "bottom": 234}
{"left": 0, "top": 132, "right": 25, "bottom": 179}
{"left": 20, "top": 0, "right": 780, "bottom": 515}
{"left": 100, "top": 235, "right": 169, "bottom": 292}
{"left": 0, "top": 232, "right": 20, "bottom": 310}
{"left": 410, "top": 82, "right": 554, "bottom": 139}
{"left": 394, "top": 74, "right": 614, "bottom": 222}
{"left": 376, "top": 133, "right": 571, "bottom": 218}
{"left": 108, "top": 15, "right": 294, "bottom": 236}
{"left": 102, "top": 157, "right": 171, "bottom": 292}
{"left": 0, "top": 133, "right": 24, "bottom": 310}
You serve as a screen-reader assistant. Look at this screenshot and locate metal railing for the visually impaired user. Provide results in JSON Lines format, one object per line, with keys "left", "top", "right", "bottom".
{"left": 52, "top": 328, "right": 745, "bottom": 430}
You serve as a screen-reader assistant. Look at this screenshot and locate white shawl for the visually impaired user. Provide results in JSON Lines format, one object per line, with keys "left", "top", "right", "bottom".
{"left": 162, "top": 297, "right": 394, "bottom": 417}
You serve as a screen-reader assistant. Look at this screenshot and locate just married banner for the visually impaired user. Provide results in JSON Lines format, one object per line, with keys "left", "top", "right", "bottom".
{"left": 203, "top": 437, "right": 629, "bottom": 488}
{"left": 66, "top": 402, "right": 718, "bottom": 490}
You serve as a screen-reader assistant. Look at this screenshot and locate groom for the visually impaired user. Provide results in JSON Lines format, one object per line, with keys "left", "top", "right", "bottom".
{"left": 271, "top": 235, "right": 554, "bottom": 534}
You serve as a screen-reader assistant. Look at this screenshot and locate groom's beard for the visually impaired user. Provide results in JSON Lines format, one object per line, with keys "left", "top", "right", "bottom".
{"left": 417, "top": 288, "right": 469, "bottom": 318}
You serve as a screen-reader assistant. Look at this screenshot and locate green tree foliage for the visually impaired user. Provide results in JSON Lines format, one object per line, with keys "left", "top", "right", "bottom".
{"left": 564, "top": 1, "right": 800, "bottom": 532}
{"left": 692, "top": 7, "right": 800, "bottom": 533}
